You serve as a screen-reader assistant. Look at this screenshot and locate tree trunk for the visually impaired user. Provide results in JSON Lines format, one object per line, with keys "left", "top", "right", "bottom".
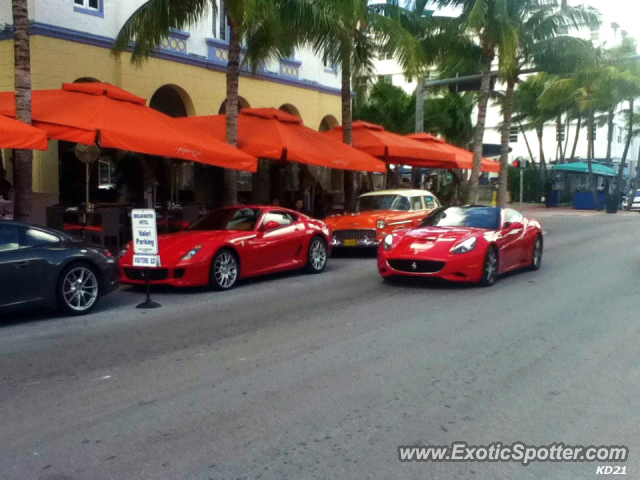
{"left": 562, "top": 115, "right": 571, "bottom": 163}
{"left": 412, "top": 77, "right": 425, "bottom": 188}
{"left": 606, "top": 108, "right": 614, "bottom": 162}
{"left": 519, "top": 123, "right": 535, "bottom": 165}
{"left": 341, "top": 57, "right": 357, "bottom": 212}
{"left": 586, "top": 110, "right": 599, "bottom": 209}
{"left": 614, "top": 98, "right": 634, "bottom": 210}
{"left": 537, "top": 126, "right": 547, "bottom": 176}
{"left": 12, "top": 0, "right": 33, "bottom": 221}
{"left": 223, "top": 24, "right": 242, "bottom": 206}
{"left": 468, "top": 45, "right": 494, "bottom": 204}
{"left": 497, "top": 77, "right": 515, "bottom": 207}
{"left": 555, "top": 116, "right": 563, "bottom": 163}
{"left": 570, "top": 114, "right": 581, "bottom": 161}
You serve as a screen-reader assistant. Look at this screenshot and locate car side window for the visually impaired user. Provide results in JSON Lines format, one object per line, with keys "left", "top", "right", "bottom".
{"left": 0, "top": 224, "right": 21, "bottom": 252}
{"left": 394, "top": 196, "right": 411, "bottom": 211}
{"left": 262, "top": 211, "right": 295, "bottom": 228}
{"left": 23, "top": 228, "right": 60, "bottom": 248}
{"left": 423, "top": 195, "right": 437, "bottom": 209}
{"left": 411, "top": 196, "right": 422, "bottom": 211}
{"left": 503, "top": 209, "right": 523, "bottom": 227}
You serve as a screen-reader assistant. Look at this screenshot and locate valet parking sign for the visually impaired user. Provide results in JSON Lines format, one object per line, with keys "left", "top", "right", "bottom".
{"left": 131, "top": 209, "right": 161, "bottom": 268}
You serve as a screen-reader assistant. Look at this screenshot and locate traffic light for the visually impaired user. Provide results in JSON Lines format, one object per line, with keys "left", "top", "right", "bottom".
{"left": 513, "top": 159, "right": 521, "bottom": 168}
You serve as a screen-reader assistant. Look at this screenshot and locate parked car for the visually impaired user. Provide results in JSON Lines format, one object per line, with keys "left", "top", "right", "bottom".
{"left": 626, "top": 190, "right": 640, "bottom": 211}
{"left": 119, "top": 206, "right": 331, "bottom": 290}
{"left": 378, "top": 206, "right": 542, "bottom": 286}
{"left": 325, "top": 189, "right": 440, "bottom": 248}
{"left": 0, "top": 220, "right": 119, "bottom": 315}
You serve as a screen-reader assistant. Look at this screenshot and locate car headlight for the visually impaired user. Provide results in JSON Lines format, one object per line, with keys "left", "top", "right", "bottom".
{"left": 382, "top": 234, "right": 394, "bottom": 251}
{"left": 377, "top": 220, "right": 386, "bottom": 229}
{"left": 118, "top": 244, "right": 130, "bottom": 258}
{"left": 451, "top": 237, "right": 477, "bottom": 254}
{"left": 181, "top": 244, "right": 203, "bottom": 261}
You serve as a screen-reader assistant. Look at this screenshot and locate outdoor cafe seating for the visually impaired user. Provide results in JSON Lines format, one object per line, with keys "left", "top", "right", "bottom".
{"left": 45, "top": 203, "right": 205, "bottom": 251}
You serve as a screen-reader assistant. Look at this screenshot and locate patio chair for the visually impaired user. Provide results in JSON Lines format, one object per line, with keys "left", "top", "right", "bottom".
{"left": 182, "top": 204, "right": 201, "bottom": 227}
{"left": 87, "top": 208, "right": 121, "bottom": 252}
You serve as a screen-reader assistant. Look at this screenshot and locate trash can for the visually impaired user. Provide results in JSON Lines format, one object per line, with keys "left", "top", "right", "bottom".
{"left": 606, "top": 194, "right": 619, "bottom": 214}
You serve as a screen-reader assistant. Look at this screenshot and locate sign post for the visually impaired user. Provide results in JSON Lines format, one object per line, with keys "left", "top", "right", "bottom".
{"left": 131, "top": 209, "right": 161, "bottom": 309}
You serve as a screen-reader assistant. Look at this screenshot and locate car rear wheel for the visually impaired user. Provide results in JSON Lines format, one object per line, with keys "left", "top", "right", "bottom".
{"left": 210, "top": 249, "right": 239, "bottom": 291}
{"left": 57, "top": 263, "right": 101, "bottom": 315}
{"left": 479, "top": 247, "right": 498, "bottom": 287}
{"left": 529, "top": 235, "right": 543, "bottom": 271}
{"left": 306, "top": 237, "right": 328, "bottom": 274}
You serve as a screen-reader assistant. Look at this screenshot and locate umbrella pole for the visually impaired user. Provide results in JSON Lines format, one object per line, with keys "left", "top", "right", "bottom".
{"left": 86, "top": 163, "right": 90, "bottom": 208}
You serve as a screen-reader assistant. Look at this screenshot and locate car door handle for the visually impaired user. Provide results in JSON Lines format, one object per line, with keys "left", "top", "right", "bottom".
{"left": 15, "top": 261, "right": 30, "bottom": 269}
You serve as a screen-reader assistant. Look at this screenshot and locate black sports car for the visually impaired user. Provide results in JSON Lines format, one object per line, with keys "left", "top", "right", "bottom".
{"left": 0, "top": 220, "right": 119, "bottom": 315}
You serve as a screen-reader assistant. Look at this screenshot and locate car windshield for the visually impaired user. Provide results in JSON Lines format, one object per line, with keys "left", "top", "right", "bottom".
{"left": 420, "top": 207, "right": 501, "bottom": 230}
{"left": 189, "top": 208, "right": 262, "bottom": 231}
{"left": 357, "top": 194, "right": 411, "bottom": 212}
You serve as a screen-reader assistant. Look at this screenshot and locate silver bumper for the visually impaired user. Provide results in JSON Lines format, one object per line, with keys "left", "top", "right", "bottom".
{"left": 331, "top": 237, "right": 381, "bottom": 247}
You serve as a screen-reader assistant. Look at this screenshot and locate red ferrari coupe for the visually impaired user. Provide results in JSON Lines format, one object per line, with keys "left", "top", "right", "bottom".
{"left": 378, "top": 206, "right": 542, "bottom": 286}
{"left": 119, "top": 206, "right": 331, "bottom": 290}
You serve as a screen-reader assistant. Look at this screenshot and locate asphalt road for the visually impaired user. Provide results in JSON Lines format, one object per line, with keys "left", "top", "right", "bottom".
{"left": 1, "top": 209, "right": 639, "bottom": 480}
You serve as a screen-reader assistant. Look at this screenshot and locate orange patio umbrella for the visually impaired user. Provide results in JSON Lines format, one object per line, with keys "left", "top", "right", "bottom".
{"left": 176, "top": 109, "right": 386, "bottom": 173}
{"left": 0, "top": 114, "right": 48, "bottom": 150}
{"left": 325, "top": 121, "right": 456, "bottom": 168}
{"left": 407, "top": 133, "right": 501, "bottom": 173}
{"left": 0, "top": 83, "right": 257, "bottom": 172}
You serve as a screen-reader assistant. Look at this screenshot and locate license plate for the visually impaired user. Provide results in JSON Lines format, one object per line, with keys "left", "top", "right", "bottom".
{"left": 132, "top": 254, "right": 162, "bottom": 267}
{"left": 344, "top": 239, "right": 358, "bottom": 247}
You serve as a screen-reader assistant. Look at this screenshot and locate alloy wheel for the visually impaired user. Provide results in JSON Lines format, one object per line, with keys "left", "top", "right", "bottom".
{"left": 484, "top": 249, "right": 498, "bottom": 285}
{"left": 214, "top": 252, "right": 238, "bottom": 289}
{"left": 309, "top": 238, "right": 327, "bottom": 272}
{"left": 62, "top": 266, "right": 99, "bottom": 312}
{"left": 532, "top": 238, "right": 542, "bottom": 269}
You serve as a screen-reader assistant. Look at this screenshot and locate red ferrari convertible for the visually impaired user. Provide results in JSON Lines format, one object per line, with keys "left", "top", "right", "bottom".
{"left": 119, "top": 206, "right": 331, "bottom": 290}
{"left": 378, "top": 206, "right": 542, "bottom": 286}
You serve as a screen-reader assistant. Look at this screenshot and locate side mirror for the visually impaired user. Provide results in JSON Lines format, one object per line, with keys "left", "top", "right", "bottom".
{"left": 503, "top": 221, "right": 524, "bottom": 234}
{"left": 261, "top": 220, "right": 280, "bottom": 232}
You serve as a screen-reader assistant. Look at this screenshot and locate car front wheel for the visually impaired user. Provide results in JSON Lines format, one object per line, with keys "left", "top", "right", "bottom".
{"left": 57, "top": 263, "right": 101, "bottom": 315}
{"left": 306, "top": 237, "right": 328, "bottom": 274}
{"left": 210, "top": 249, "right": 239, "bottom": 291}
{"left": 529, "top": 235, "right": 543, "bottom": 271}
{"left": 479, "top": 247, "right": 498, "bottom": 287}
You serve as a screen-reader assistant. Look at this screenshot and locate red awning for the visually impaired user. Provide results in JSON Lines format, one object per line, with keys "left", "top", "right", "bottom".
{"left": 325, "top": 121, "right": 456, "bottom": 168}
{"left": 0, "top": 83, "right": 257, "bottom": 172}
{"left": 177, "top": 109, "right": 386, "bottom": 173}
{"left": 0, "top": 114, "right": 48, "bottom": 150}
{"left": 407, "top": 133, "right": 501, "bottom": 173}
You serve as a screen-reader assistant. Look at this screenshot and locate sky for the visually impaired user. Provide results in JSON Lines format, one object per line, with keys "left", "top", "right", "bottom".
{"left": 580, "top": 0, "right": 640, "bottom": 43}
{"left": 426, "top": 0, "right": 640, "bottom": 48}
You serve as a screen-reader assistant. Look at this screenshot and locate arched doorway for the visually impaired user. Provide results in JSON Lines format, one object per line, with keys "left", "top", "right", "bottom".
{"left": 150, "top": 84, "right": 194, "bottom": 118}
{"left": 278, "top": 103, "right": 301, "bottom": 119}
{"left": 73, "top": 77, "right": 101, "bottom": 83}
{"left": 218, "top": 96, "right": 251, "bottom": 115}
{"left": 318, "top": 115, "right": 344, "bottom": 202}
{"left": 148, "top": 85, "right": 198, "bottom": 205}
{"left": 319, "top": 114, "right": 339, "bottom": 132}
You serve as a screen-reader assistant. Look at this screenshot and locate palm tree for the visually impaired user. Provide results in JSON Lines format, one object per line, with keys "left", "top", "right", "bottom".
{"left": 540, "top": 65, "right": 627, "bottom": 208}
{"left": 11, "top": 0, "right": 34, "bottom": 220}
{"left": 309, "top": 0, "right": 422, "bottom": 211}
{"left": 443, "top": 0, "right": 520, "bottom": 205}
{"left": 354, "top": 81, "right": 415, "bottom": 134}
{"left": 493, "top": 0, "right": 599, "bottom": 207}
{"left": 113, "top": 0, "right": 323, "bottom": 205}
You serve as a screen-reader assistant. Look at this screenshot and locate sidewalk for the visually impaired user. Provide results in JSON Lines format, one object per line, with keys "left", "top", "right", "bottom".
{"left": 514, "top": 203, "right": 639, "bottom": 218}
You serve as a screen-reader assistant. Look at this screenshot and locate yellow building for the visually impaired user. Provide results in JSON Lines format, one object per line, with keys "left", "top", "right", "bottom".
{"left": 0, "top": 2, "right": 343, "bottom": 221}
